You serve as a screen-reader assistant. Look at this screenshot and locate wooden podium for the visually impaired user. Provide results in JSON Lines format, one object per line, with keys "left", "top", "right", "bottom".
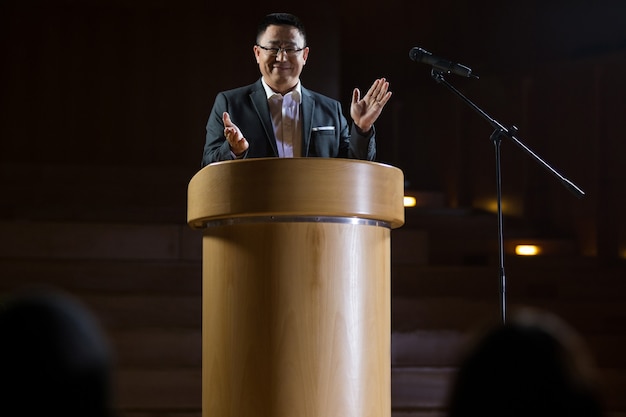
{"left": 187, "top": 158, "right": 404, "bottom": 417}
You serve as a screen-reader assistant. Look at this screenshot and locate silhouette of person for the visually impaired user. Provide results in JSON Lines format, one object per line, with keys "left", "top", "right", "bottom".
{"left": 446, "top": 307, "right": 605, "bottom": 417}
{"left": 0, "top": 288, "right": 115, "bottom": 417}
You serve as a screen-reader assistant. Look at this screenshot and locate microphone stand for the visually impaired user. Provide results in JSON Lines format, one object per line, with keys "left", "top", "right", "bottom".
{"left": 429, "top": 69, "right": 585, "bottom": 323}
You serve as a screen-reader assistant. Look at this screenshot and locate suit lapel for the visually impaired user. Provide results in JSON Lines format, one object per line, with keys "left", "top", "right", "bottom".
{"left": 301, "top": 87, "right": 314, "bottom": 157}
{"left": 249, "top": 83, "right": 279, "bottom": 157}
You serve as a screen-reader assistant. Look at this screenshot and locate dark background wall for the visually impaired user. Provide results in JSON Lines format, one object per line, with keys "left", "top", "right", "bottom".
{"left": 1, "top": 1, "right": 625, "bottom": 416}
{"left": 2, "top": 0, "right": 625, "bottom": 256}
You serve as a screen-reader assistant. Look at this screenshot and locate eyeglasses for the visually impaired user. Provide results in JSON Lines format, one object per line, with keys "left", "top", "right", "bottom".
{"left": 256, "top": 44, "right": 305, "bottom": 57}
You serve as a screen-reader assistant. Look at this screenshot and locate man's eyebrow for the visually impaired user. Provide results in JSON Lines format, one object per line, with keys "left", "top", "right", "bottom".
{"left": 265, "top": 40, "right": 299, "bottom": 46}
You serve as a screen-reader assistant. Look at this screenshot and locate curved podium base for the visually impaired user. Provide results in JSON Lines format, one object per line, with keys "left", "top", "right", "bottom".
{"left": 202, "top": 219, "right": 391, "bottom": 417}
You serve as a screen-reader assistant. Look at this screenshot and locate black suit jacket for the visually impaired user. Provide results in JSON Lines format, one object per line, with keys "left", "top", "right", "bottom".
{"left": 201, "top": 79, "right": 376, "bottom": 166}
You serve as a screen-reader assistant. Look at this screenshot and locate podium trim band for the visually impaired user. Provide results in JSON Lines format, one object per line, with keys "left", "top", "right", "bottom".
{"left": 201, "top": 216, "right": 391, "bottom": 229}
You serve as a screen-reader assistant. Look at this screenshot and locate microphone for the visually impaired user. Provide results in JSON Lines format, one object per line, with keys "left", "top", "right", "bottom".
{"left": 409, "top": 47, "right": 478, "bottom": 78}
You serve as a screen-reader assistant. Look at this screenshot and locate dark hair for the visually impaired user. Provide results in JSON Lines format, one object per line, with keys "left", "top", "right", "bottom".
{"left": 446, "top": 308, "right": 604, "bottom": 417}
{"left": 0, "top": 289, "right": 114, "bottom": 417}
{"left": 256, "top": 13, "right": 307, "bottom": 45}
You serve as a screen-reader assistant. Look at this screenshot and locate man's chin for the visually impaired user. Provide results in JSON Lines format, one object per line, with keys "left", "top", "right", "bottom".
{"left": 272, "top": 71, "right": 294, "bottom": 80}
{"left": 272, "top": 76, "right": 296, "bottom": 86}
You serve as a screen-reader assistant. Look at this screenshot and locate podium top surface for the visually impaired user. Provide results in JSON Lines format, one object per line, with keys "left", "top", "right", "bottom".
{"left": 187, "top": 158, "right": 405, "bottom": 229}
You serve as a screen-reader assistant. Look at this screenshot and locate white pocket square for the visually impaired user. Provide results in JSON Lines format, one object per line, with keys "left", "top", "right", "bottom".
{"left": 311, "top": 126, "right": 335, "bottom": 131}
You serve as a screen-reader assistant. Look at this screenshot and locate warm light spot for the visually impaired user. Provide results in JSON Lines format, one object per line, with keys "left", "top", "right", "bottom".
{"left": 484, "top": 199, "right": 499, "bottom": 213}
{"left": 515, "top": 245, "right": 541, "bottom": 256}
{"left": 404, "top": 196, "right": 417, "bottom": 207}
{"left": 476, "top": 197, "right": 524, "bottom": 217}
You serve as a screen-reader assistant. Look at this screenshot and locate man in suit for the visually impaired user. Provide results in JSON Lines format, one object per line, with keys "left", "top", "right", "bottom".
{"left": 201, "top": 12, "right": 392, "bottom": 167}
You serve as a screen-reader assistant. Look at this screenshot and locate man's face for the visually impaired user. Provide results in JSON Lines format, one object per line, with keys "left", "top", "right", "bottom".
{"left": 254, "top": 24, "right": 309, "bottom": 94}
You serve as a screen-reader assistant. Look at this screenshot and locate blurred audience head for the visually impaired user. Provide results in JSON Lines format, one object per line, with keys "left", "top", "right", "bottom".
{"left": 446, "top": 307, "right": 604, "bottom": 417}
{"left": 0, "top": 288, "right": 114, "bottom": 417}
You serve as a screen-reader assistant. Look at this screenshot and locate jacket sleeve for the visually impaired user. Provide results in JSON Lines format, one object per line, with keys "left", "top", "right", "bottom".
{"left": 201, "top": 92, "right": 241, "bottom": 167}
{"left": 348, "top": 124, "right": 376, "bottom": 161}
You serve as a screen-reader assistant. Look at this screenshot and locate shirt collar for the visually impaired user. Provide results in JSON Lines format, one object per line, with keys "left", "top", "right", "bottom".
{"left": 261, "top": 78, "right": 301, "bottom": 102}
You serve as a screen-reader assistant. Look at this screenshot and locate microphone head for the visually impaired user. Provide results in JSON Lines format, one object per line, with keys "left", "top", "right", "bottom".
{"left": 409, "top": 47, "right": 430, "bottom": 62}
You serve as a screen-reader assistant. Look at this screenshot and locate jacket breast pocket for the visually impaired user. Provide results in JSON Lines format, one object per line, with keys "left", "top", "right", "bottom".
{"left": 309, "top": 126, "right": 338, "bottom": 157}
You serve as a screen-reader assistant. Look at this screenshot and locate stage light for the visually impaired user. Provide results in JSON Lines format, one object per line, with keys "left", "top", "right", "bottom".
{"left": 403, "top": 196, "right": 417, "bottom": 207}
{"left": 515, "top": 244, "right": 541, "bottom": 256}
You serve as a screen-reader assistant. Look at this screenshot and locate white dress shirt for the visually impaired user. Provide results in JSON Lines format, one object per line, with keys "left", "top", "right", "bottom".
{"left": 262, "top": 79, "right": 302, "bottom": 158}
